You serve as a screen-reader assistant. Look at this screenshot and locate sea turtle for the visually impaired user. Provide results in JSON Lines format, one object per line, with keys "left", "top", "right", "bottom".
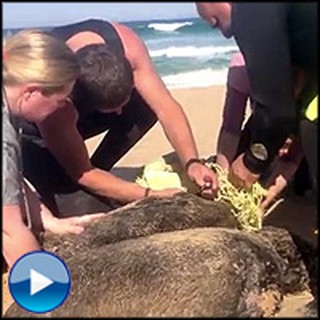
{"left": 5, "top": 193, "right": 317, "bottom": 317}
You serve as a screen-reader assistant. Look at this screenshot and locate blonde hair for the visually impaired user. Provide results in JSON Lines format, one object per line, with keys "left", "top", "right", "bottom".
{"left": 3, "top": 29, "right": 80, "bottom": 94}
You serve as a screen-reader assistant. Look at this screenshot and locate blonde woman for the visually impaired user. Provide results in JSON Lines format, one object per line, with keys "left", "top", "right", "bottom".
{"left": 2, "top": 29, "right": 103, "bottom": 268}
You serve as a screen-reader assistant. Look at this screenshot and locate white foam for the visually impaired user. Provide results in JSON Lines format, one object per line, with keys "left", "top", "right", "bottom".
{"left": 149, "top": 45, "right": 238, "bottom": 59}
{"left": 162, "top": 68, "right": 228, "bottom": 89}
{"left": 147, "top": 21, "right": 193, "bottom": 32}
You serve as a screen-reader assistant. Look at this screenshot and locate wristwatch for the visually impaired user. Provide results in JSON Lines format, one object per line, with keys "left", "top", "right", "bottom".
{"left": 250, "top": 143, "right": 268, "bottom": 161}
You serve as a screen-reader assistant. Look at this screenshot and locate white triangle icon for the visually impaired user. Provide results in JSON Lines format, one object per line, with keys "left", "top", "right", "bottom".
{"left": 30, "top": 269, "right": 54, "bottom": 296}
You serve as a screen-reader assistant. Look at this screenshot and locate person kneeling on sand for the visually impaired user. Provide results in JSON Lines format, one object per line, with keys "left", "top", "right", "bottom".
{"left": 2, "top": 29, "right": 103, "bottom": 268}
{"left": 18, "top": 19, "right": 217, "bottom": 217}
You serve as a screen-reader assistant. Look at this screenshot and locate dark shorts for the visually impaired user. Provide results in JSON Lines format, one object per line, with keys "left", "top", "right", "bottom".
{"left": 21, "top": 91, "right": 157, "bottom": 217}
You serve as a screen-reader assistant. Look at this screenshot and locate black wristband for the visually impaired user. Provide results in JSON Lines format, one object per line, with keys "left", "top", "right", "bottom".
{"left": 185, "top": 158, "right": 206, "bottom": 172}
{"left": 243, "top": 150, "right": 271, "bottom": 174}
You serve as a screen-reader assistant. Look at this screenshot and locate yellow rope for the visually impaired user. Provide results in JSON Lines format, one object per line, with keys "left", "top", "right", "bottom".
{"left": 207, "top": 163, "right": 266, "bottom": 231}
{"left": 136, "top": 159, "right": 283, "bottom": 231}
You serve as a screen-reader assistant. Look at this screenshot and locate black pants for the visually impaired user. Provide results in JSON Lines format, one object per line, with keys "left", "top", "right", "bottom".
{"left": 22, "top": 91, "right": 157, "bottom": 217}
{"left": 300, "top": 119, "right": 317, "bottom": 194}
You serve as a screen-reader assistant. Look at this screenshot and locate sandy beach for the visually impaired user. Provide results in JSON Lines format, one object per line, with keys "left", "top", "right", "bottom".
{"left": 2, "top": 85, "right": 317, "bottom": 316}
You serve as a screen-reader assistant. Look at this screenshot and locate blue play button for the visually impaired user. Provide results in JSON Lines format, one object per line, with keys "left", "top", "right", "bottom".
{"left": 8, "top": 251, "right": 71, "bottom": 313}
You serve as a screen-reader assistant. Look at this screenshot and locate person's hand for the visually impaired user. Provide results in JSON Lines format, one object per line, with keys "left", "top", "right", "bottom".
{"left": 278, "top": 137, "right": 293, "bottom": 158}
{"left": 260, "top": 183, "right": 284, "bottom": 212}
{"left": 229, "top": 154, "right": 260, "bottom": 189}
{"left": 260, "top": 159, "right": 298, "bottom": 211}
{"left": 216, "top": 153, "right": 231, "bottom": 171}
{"left": 186, "top": 161, "right": 218, "bottom": 198}
{"left": 149, "top": 188, "right": 185, "bottom": 198}
{"left": 43, "top": 212, "right": 106, "bottom": 235}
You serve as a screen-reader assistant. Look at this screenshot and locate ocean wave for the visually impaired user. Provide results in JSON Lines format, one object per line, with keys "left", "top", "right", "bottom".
{"left": 162, "top": 68, "right": 228, "bottom": 89}
{"left": 147, "top": 21, "right": 193, "bottom": 32}
{"left": 149, "top": 45, "right": 238, "bottom": 59}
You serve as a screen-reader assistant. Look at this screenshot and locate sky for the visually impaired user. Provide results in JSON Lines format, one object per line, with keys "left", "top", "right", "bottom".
{"left": 3, "top": 2, "right": 199, "bottom": 29}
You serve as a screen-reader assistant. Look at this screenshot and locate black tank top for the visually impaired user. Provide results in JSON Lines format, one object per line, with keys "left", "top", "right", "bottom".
{"left": 51, "top": 19, "right": 125, "bottom": 57}
{"left": 21, "top": 20, "right": 126, "bottom": 139}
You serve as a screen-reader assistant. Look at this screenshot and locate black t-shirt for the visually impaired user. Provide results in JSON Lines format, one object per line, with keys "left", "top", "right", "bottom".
{"left": 232, "top": 2, "right": 317, "bottom": 173}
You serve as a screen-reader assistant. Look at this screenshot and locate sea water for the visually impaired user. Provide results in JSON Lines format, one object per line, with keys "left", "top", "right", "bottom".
{"left": 3, "top": 17, "right": 239, "bottom": 89}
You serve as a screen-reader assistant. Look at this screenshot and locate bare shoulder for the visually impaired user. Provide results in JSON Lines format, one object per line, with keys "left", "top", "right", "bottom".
{"left": 111, "top": 22, "right": 149, "bottom": 65}
{"left": 111, "top": 21, "right": 140, "bottom": 42}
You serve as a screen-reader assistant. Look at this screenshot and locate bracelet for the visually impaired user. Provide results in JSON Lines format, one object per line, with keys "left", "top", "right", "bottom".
{"left": 144, "top": 187, "right": 151, "bottom": 197}
{"left": 185, "top": 158, "right": 206, "bottom": 172}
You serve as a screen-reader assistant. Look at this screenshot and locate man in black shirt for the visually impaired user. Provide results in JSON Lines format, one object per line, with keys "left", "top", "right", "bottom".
{"left": 196, "top": 3, "right": 317, "bottom": 196}
{"left": 19, "top": 19, "right": 217, "bottom": 216}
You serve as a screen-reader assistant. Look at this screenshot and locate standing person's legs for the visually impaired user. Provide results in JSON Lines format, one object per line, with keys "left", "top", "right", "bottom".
{"left": 235, "top": 116, "right": 253, "bottom": 158}
{"left": 90, "top": 90, "right": 158, "bottom": 170}
{"left": 292, "top": 157, "right": 312, "bottom": 196}
{"left": 299, "top": 119, "right": 317, "bottom": 194}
